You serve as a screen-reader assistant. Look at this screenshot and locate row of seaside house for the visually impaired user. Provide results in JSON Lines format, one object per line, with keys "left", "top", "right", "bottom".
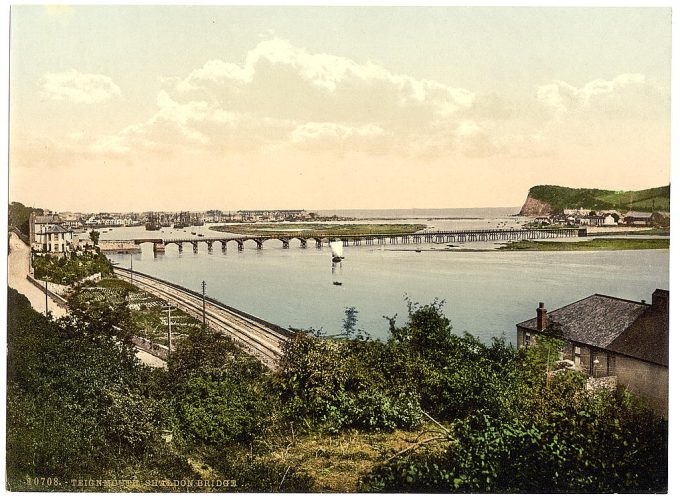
{"left": 535, "top": 209, "right": 670, "bottom": 227}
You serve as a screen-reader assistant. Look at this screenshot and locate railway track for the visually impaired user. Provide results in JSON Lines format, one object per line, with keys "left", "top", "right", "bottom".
{"left": 113, "top": 267, "right": 290, "bottom": 370}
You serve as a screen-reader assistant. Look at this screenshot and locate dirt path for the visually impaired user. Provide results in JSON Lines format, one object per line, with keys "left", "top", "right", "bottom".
{"left": 8, "top": 233, "right": 67, "bottom": 318}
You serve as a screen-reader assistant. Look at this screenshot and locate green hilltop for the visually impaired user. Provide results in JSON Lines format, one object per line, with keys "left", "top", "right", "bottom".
{"left": 527, "top": 185, "right": 670, "bottom": 213}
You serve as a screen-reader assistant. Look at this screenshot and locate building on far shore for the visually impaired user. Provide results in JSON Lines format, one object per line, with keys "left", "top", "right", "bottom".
{"left": 576, "top": 214, "right": 605, "bottom": 226}
{"left": 516, "top": 289, "right": 669, "bottom": 417}
{"left": 29, "top": 212, "right": 74, "bottom": 253}
{"left": 236, "top": 209, "right": 309, "bottom": 222}
{"left": 623, "top": 211, "right": 654, "bottom": 226}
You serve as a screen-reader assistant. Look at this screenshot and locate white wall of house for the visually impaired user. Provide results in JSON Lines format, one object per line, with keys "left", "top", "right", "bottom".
{"left": 603, "top": 215, "right": 617, "bottom": 226}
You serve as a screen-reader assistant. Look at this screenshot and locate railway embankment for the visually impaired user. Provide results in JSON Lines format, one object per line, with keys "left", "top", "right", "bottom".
{"left": 112, "top": 266, "right": 291, "bottom": 369}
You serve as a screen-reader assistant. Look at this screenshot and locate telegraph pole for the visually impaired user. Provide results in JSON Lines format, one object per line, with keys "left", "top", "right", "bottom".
{"left": 130, "top": 254, "right": 133, "bottom": 284}
{"left": 44, "top": 279, "right": 48, "bottom": 317}
{"left": 201, "top": 280, "right": 207, "bottom": 329}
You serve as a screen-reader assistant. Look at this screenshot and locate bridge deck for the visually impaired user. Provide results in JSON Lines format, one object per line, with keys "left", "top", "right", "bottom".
{"left": 113, "top": 267, "right": 290, "bottom": 369}
{"left": 122, "top": 227, "right": 585, "bottom": 247}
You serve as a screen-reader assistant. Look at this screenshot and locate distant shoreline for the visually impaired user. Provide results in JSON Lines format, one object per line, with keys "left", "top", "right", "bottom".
{"left": 384, "top": 237, "right": 669, "bottom": 253}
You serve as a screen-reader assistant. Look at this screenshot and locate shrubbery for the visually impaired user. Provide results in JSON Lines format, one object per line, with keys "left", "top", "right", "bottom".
{"left": 274, "top": 334, "right": 421, "bottom": 433}
{"left": 6, "top": 288, "right": 194, "bottom": 490}
{"left": 33, "top": 252, "right": 113, "bottom": 285}
{"left": 361, "top": 342, "right": 668, "bottom": 493}
{"left": 6, "top": 287, "right": 668, "bottom": 493}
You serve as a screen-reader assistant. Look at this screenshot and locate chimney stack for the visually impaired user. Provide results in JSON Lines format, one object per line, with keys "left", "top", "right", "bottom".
{"left": 536, "top": 302, "right": 548, "bottom": 331}
{"left": 652, "top": 289, "right": 669, "bottom": 312}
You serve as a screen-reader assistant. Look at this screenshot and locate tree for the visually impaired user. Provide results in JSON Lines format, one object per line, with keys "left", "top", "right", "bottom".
{"left": 6, "top": 287, "right": 194, "bottom": 489}
{"left": 342, "top": 306, "right": 358, "bottom": 338}
{"left": 89, "top": 230, "right": 100, "bottom": 247}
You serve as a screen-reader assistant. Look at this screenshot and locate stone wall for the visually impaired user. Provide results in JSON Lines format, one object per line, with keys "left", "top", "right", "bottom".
{"left": 131, "top": 336, "right": 170, "bottom": 361}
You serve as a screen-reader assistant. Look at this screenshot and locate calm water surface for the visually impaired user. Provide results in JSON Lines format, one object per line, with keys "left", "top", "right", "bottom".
{"left": 98, "top": 216, "right": 668, "bottom": 345}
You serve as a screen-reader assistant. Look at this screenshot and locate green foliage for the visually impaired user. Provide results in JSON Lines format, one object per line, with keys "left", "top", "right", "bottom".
{"left": 33, "top": 252, "right": 113, "bottom": 285}
{"left": 174, "top": 375, "right": 265, "bottom": 447}
{"left": 341, "top": 306, "right": 359, "bottom": 338}
{"left": 7, "top": 284, "right": 668, "bottom": 493}
{"left": 9, "top": 202, "right": 42, "bottom": 236}
{"left": 66, "top": 284, "right": 136, "bottom": 341}
{"left": 362, "top": 347, "right": 668, "bottom": 494}
{"left": 385, "top": 300, "right": 522, "bottom": 422}
{"left": 528, "top": 184, "right": 670, "bottom": 213}
{"left": 500, "top": 238, "right": 670, "bottom": 252}
{"left": 89, "top": 230, "right": 100, "bottom": 246}
{"left": 275, "top": 333, "right": 422, "bottom": 433}
{"left": 6, "top": 288, "right": 194, "bottom": 490}
{"left": 166, "top": 328, "right": 273, "bottom": 448}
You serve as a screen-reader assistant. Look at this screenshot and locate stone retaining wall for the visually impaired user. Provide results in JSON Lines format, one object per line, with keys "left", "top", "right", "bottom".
{"left": 131, "top": 336, "right": 170, "bottom": 361}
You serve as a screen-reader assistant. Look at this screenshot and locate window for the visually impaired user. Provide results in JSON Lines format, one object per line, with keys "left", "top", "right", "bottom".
{"left": 573, "top": 346, "right": 581, "bottom": 366}
{"left": 524, "top": 332, "right": 531, "bottom": 346}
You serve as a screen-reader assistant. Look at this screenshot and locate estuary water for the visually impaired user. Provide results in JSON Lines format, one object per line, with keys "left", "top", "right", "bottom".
{"left": 89, "top": 208, "right": 669, "bottom": 345}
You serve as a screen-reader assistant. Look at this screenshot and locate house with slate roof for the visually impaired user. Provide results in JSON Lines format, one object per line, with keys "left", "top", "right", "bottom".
{"left": 29, "top": 212, "right": 74, "bottom": 253}
{"left": 517, "top": 289, "right": 669, "bottom": 417}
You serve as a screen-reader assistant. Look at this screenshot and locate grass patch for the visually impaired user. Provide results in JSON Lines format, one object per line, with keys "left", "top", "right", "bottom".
{"left": 255, "top": 426, "right": 440, "bottom": 492}
{"left": 210, "top": 223, "right": 427, "bottom": 236}
{"left": 499, "top": 238, "right": 669, "bottom": 251}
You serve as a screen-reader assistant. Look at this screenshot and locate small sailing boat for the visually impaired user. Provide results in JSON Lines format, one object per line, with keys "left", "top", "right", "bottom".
{"left": 330, "top": 240, "right": 344, "bottom": 263}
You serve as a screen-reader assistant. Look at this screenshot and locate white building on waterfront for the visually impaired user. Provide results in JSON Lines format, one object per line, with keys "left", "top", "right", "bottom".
{"left": 29, "top": 213, "right": 74, "bottom": 253}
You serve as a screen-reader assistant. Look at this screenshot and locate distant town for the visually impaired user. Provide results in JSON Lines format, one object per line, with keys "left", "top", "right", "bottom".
{"left": 48, "top": 208, "right": 338, "bottom": 231}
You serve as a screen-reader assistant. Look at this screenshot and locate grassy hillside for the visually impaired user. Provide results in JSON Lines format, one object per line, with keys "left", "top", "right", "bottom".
{"left": 528, "top": 185, "right": 670, "bottom": 213}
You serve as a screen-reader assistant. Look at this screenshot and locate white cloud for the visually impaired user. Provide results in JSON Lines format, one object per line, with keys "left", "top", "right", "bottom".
{"left": 41, "top": 69, "right": 121, "bottom": 104}
{"left": 290, "top": 122, "right": 384, "bottom": 143}
{"left": 175, "top": 38, "right": 477, "bottom": 126}
{"left": 69, "top": 40, "right": 659, "bottom": 161}
{"left": 536, "top": 73, "right": 649, "bottom": 117}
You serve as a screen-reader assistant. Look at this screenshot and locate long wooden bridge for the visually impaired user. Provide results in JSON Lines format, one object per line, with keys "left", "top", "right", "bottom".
{"left": 112, "top": 266, "right": 291, "bottom": 369}
{"left": 110, "top": 227, "right": 586, "bottom": 253}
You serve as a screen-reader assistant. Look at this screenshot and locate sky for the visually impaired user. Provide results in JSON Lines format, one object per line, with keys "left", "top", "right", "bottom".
{"left": 8, "top": 5, "right": 672, "bottom": 212}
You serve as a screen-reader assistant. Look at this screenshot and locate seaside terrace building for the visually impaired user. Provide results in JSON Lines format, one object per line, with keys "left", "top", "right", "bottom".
{"left": 29, "top": 212, "right": 74, "bottom": 253}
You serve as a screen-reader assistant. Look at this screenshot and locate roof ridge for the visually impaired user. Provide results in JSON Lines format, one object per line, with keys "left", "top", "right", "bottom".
{"left": 517, "top": 292, "right": 649, "bottom": 326}
{"left": 591, "top": 293, "right": 649, "bottom": 306}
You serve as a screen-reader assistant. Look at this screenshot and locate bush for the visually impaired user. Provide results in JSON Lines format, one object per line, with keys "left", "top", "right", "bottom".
{"left": 174, "top": 374, "right": 267, "bottom": 447}
{"left": 362, "top": 363, "right": 668, "bottom": 493}
{"left": 275, "top": 334, "right": 422, "bottom": 433}
{"left": 33, "top": 252, "right": 113, "bottom": 285}
{"left": 6, "top": 287, "right": 189, "bottom": 489}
